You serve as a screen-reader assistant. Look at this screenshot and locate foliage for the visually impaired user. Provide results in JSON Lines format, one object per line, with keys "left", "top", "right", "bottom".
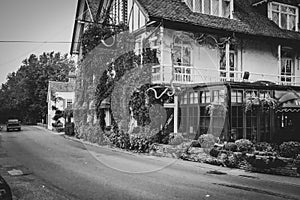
{"left": 169, "top": 133, "right": 185, "bottom": 145}
{"left": 129, "top": 135, "right": 151, "bottom": 153}
{"left": 95, "top": 49, "right": 160, "bottom": 131}
{"left": 190, "top": 140, "right": 201, "bottom": 147}
{"left": 245, "top": 95, "right": 277, "bottom": 112}
{"left": 223, "top": 153, "right": 239, "bottom": 168}
{"left": 254, "top": 142, "right": 273, "bottom": 152}
{"left": 81, "top": 23, "right": 128, "bottom": 57}
{"left": 235, "top": 139, "right": 253, "bottom": 152}
{"left": 198, "top": 134, "right": 217, "bottom": 149}
{"left": 279, "top": 141, "right": 300, "bottom": 158}
{"left": 52, "top": 110, "right": 64, "bottom": 121}
{"left": 0, "top": 52, "right": 75, "bottom": 124}
{"left": 206, "top": 102, "right": 227, "bottom": 116}
{"left": 108, "top": 130, "right": 130, "bottom": 149}
{"left": 224, "top": 142, "right": 238, "bottom": 152}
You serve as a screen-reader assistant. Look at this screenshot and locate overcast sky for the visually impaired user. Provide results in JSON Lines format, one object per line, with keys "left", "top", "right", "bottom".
{"left": 0, "top": 0, "right": 77, "bottom": 85}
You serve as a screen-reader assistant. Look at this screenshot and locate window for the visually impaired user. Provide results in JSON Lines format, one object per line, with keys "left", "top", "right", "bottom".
{"left": 245, "top": 90, "right": 258, "bottom": 99}
{"left": 231, "top": 90, "right": 243, "bottom": 103}
{"left": 212, "top": 90, "right": 225, "bottom": 103}
{"left": 269, "top": 2, "right": 298, "bottom": 31}
{"left": 189, "top": 92, "right": 199, "bottom": 104}
{"left": 220, "top": 44, "right": 236, "bottom": 81}
{"left": 185, "top": 0, "right": 231, "bottom": 18}
{"left": 188, "top": 106, "right": 199, "bottom": 137}
{"left": 173, "top": 34, "right": 192, "bottom": 82}
{"left": 67, "top": 99, "right": 73, "bottom": 108}
{"left": 281, "top": 48, "right": 295, "bottom": 83}
{"left": 181, "top": 93, "right": 188, "bottom": 104}
{"left": 199, "top": 106, "right": 210, "bottom": 134}
{"left": 200, "top": 91, "right": 211, "bottom": 104}
{"left": 231, "top": 106, "right": 243, "bottom": 140}
{"left": 173, "top": 35, "right": 191, "bottom": 66}
{"left": 246, "top": 110, "right": 258, "bottom": 141}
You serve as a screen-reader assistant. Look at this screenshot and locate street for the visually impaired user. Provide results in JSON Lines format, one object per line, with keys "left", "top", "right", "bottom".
{"left": 0, "top": 126, "right": 299, "bottom": 200}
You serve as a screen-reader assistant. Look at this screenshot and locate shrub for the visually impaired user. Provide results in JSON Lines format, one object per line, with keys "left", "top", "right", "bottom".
{"left": 209, "top": 147, "right": 220, "bottom": 157}
{"left": 198, "top": 134, "right": 217, "bottom": 149}
{"left": 235, "top": 139, "right": 253, "bottom": 153}
{"left": 223, "top": 153, "right": 239, "bottom": 168}
{"left": 190, "top": 140, "right": 201, "bottom": 147}
{"left": 129, "top": 135, "right": 151, "bottom": 153}
{"left": 279, "top": 141, "right": 300, "bottom": 158}
{"left": 224, "top": 142, "right": 237, "bottom": 152}
{"left": 169, "top": 134, "right": 184, "bottom": 145}
{"left": 109, "top": 130, "right": 130, "bottom": 149}
{"left": 254, "top": 142, "right": 273, "bottom": 152}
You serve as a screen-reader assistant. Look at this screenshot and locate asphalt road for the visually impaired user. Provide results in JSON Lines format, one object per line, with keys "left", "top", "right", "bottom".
{"left": 0, "top": 126, "right": 300, "bottom": 200}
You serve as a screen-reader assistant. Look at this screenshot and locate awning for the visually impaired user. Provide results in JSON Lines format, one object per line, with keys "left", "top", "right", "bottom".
{"left": 278, "top": 92, "right": 299, "bottom": 104}
{"left": 276, "top": 99, "right": 300, "bottom": 113}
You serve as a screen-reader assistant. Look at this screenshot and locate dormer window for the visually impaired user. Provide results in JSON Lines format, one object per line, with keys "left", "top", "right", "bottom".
{"left": 184, "top": 0, "right": 232, "bottom": 18}
{"left": 268, "top": 2, "right": 299, "bottom": 31}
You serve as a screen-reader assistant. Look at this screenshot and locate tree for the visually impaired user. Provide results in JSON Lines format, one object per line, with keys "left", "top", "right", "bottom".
{"left": 0, "top": 52, "right": 75, "bottom": 124}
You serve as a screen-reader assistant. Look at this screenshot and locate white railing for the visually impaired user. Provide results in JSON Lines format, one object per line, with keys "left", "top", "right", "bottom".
{"left": 151, "top": 65, "right": 300, "bottom": 86}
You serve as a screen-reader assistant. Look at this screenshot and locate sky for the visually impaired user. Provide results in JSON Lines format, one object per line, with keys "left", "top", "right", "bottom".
{"left": 0, "top": 0, "right": 78, "bottom": 85}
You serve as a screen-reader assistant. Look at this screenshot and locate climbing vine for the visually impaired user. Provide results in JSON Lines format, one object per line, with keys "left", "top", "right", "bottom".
{"left": 81, "top": 23, "right": 129, "bottom": 57}
{"left": 95, "top": 48, "right": 159, "bottom": 131}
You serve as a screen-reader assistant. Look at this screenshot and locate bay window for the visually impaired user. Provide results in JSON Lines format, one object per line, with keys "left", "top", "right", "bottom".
{"left": 269, "top": 2, "right": 298, "bottom": 31}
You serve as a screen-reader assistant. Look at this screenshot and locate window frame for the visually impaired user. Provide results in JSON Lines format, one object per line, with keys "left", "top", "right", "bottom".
{"left": 280, "top": 47, "right": 295, "bottom": 83}
{"left": 185, "top": 0, "right": 233, "bottom": 18}
{"left": 268, "top": 2, "right": 299, "bottom": 31}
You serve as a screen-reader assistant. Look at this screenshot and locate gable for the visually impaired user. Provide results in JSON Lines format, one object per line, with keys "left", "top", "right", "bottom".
{"left": 128, "top": 0, "right": 148, "bottom": 32}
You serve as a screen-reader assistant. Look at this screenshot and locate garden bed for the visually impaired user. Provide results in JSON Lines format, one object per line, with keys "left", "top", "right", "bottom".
{"left": 148, "top": 137, "right": 300, "bottom": 177}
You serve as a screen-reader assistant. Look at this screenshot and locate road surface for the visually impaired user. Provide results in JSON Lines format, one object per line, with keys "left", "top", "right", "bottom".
{"left": 0, "top": 126, "right": 299, "bottom": 200}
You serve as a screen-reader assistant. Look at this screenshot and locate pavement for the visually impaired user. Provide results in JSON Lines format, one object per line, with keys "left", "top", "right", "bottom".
{"left": 0, "top": 125, "right": 299, "bottom": 200}
{"left": 43, "top": 125, "right": 300, "bottom": 187}
{"left": 0, "top": 126, "right": 74, "bottom": 200}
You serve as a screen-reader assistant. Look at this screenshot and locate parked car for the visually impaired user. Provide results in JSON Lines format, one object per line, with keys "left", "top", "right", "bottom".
{"left": 6, "top": 119, "right": 21, "bottom": 132}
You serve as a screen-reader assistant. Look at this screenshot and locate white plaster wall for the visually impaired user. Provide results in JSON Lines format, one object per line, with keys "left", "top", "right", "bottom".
{"left": 161, "top": 29, "right": 220, "bottom": 83}
{"left": 47, "top": 91, "right": 75, "bottom": 130}
{"left": 242, "top": 40, "right": 279, "bottom": 83}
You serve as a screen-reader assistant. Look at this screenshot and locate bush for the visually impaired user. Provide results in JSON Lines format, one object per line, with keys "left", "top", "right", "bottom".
{"left": 129, "top": 135, "right": 151, "bottom": 153}
{"left": 190, "top": 140, "right": 201, "bottom": 147}
{"left": 169, "top": 134, "right": 184, "bottom": 145}
{"left": 209, "top": 147, "right": 220, "bottom": 157}
{"left": 109, "top": 130, "right": 130, "bottom": 149}
{"left": 223, "top": 153, "right": 239, "bottom": 168}
{"left": 254, "top": 142, "right": 273, "bottom": 152}
{"left": 279, "top": 141, "right": 300, "bottom": 158}
{"left": 235, "top": 139, "right": 253, "bottom": 153}
{"left": 65, "top": 122, "right": 75, "bottom": 136}
{"left": 224, "top": 142, "right": 237, "bottom": 152}
{"left": 198, "top": 134, "right": 217, "bottom": 149}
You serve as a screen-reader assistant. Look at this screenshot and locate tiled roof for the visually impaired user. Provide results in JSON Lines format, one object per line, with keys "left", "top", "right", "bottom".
{"left": 49, "top": 81, "right": 75, "bottom": 93}
{"left": 136, "top": 0, "right": 300, "bottom": 42}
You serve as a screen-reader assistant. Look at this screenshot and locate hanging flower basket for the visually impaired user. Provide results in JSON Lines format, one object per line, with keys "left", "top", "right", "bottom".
{"left": 245, "top": 96, "right": 277, "bottom": 112}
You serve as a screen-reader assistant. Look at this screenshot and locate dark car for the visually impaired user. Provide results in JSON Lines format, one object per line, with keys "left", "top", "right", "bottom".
{"left": 6, "top": 119, "right": 21, "bottom": 132}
